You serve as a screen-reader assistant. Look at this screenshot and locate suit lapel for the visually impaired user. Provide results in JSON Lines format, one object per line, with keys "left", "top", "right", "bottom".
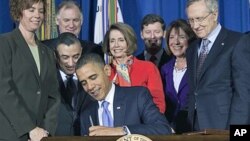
{"left": 13, "top": 29, "right": 41, "bottom": 84}
{"left": 37, "top": 42, "right": 48, "bottom": 82}
{"left": 113, "top": 86, "right": 126, "bottom": 126}
{"left": 189, "top": 39, "right": 200, "bottom": 85}
{"left": 76, "top": 83, "right": 90, "bottom": 115}
{"left": 167, "top": 59, "right": 177, "bottom": 95}
{"left": 159, "top": 51, "right": 171, "bottom": 70}
{"left": 178, "top": 72, "right": 188, "bottom": 93}
{"left": 197, "top": 29, "right": 227, "bottom": 81}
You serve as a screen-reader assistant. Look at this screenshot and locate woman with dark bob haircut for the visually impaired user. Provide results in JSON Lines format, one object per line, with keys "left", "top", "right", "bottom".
{"left": 161, "top": 19, "right": 197, "bottom": 134}
{"left": 0, "top": 0, "right": 60, "bottom": 140}
{"left": 102, "top": 22, "right": 166, "bottom": 113}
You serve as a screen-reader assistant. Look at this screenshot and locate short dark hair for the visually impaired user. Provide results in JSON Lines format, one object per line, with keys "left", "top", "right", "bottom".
{"left": 10, "top": 0, "right": 46, "bottom": 22}
{"left": 76, "top": 53, "right": 105, "bottom": 70}
{"left": 165, "top": 19, "right": 197, "bottom": 55}
{"left": 140, "top": 14, "right": 165, "bottom": 31}
{"left": 54, "top": 32, "right": 81, "bottom": 58}
{"left": 102, "top": 22, "right": 137, "bottom": 56}
{"left": 55, "top": 32, "right": 80, "bottom": 49}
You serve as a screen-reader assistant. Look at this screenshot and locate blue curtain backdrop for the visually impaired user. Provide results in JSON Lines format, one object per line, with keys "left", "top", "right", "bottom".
{"left": 1, "top": 0, "right": 250, "bottom": 55}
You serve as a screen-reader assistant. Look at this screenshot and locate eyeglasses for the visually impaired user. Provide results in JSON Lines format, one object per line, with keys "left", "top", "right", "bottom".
{"left": 187, "top": 13, "right": 212, "bottom": 25}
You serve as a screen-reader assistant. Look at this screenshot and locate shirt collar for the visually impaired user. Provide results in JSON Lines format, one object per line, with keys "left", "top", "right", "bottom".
{"left": 205, "top": 23, "right": 221, "bottom": 44}
{"left": 98, "top": 83, "right": 115, "bottom": 107}
{"left": 59, "top": 70, "right": 77, "bottom": 80}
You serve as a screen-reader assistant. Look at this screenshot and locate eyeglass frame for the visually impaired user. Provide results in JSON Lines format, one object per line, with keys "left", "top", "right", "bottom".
{"left": 187, "top": 12, "right": 212, "bottom": 25}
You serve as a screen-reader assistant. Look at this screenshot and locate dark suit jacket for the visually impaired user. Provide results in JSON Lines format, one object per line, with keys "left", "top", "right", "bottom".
{"left": 186, "top": 27, "right": 250, "bottom": 131}
{"left": 80, "top": 85, "right": 172, "bottom": 135}
{"left": 161, "top": 58, "right": 190, "bottom": 133}
{"left": 137, "top": 49, "right": 171, "bottom": 71}
{"left": 0, "top": 29, "right": 60, "bottom": 141}
{"left": 42, "top": 38, "right": 103, "bottom": 57}
{"left": 55, "top": 71, "right": 92, "bottom": 136}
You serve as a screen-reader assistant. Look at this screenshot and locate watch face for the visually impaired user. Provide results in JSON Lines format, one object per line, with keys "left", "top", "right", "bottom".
{"left": 117, "top": 134, "right": 152, "bottom": 141}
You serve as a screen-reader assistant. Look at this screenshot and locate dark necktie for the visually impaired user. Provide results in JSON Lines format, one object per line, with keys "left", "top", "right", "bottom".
{"left": 102, "top": 101, "right": 113, "bottom": 127}
{"left": 149, "top": 55, "right": 157, "bottom": 65}
{"left": 197, "top": 39, "right": 210, "bottom": 78}
{"left": 66, "top": 75, "right": 77, "bottom": 111}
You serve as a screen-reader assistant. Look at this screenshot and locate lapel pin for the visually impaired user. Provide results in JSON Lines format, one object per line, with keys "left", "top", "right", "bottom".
{"left": 221, "top": 43, "right": 224, "bottom": 46}
{"left": 117, "top": 107, "right": 121, "bottom": 109}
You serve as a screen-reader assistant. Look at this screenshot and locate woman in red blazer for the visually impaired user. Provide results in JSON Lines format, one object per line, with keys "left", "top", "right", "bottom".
{"left": 102, "top": 23, "right": 165, "bottom": 113}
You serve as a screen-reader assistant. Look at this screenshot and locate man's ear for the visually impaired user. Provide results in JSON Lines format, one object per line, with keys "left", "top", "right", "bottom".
{"left": 212, "top": 11, "right": 219, "bottom": 23}
{"left": 140, "top": 31, "right": 144, "bottom": 39}
{"left": 163, "top": 30, "right": 166, "bottom": 38}
{"left": 104, "top": 64, "right": 111, "bottom": 76}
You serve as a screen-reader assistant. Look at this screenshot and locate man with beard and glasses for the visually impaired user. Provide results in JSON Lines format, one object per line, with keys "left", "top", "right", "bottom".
{"left": 137, "top": 14, "right": 171, "bottom": 71}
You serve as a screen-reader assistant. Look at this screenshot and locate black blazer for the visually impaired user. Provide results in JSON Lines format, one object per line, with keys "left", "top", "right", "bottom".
{"left": 55, "top": 70, "right": 92, "bottom": 136}
{"left": 0, "top": 29, "right": 60, "bottom": 141}
{"left": 136, "top": 49, "right": 171, "bottom": 71}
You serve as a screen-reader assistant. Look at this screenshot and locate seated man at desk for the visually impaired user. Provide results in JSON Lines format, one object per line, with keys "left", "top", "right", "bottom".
{"left": 75, "top": 53, "right": 173, "bottom": 136}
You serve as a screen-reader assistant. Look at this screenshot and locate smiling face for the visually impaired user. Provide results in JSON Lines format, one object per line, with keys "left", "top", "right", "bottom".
{"left": 168, "top": 28, "right": 188, "bottom": 58}
{"left": 76, "top": 62, "right": 112, "bottom": 101}
{"left": 141, "top": 22, "right": 165, "bottom": 55}
{"left": 56, "top": 5, "right": 82, "bottom": 36}
{"left": 19, "top": 2, "right": 44, "bottom": 32}
{"left": 56, "top": 42, "right": 82, "bottom": 75}
{"left": 186, "top": 0, "right": 218, "bottom": 38}
{"left": 109, "top": 29, "right": 129, "bottom": 59}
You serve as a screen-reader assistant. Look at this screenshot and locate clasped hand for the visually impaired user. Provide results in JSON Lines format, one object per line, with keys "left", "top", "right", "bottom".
{"left": 29, "top": 127, "right": 49, "bottom": 141}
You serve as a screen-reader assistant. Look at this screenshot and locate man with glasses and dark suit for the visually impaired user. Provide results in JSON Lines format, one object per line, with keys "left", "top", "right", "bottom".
{"left": 185, "top": 0, "right": 250, "bottom": 131}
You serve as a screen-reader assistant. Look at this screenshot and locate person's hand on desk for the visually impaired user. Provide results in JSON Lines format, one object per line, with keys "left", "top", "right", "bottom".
{"left": 89, "top": 126, "right": 125, "bottom": 136}
{"left": 29, "top": 127, "right": 49, "bottom": 141}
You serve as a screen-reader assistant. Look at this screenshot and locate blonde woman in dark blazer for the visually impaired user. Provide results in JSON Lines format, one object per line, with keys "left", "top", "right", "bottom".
{"left": 0, "top": 0, "right": 60, "bottom": 141}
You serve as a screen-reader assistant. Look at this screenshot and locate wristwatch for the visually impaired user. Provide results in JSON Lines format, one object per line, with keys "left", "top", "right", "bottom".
{"left": 122, "top": 126, "right": 128, "bottom": 135}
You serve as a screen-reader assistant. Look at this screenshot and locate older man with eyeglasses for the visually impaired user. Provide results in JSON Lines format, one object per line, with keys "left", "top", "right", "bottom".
{"left": 185, "top": 0, "right": 250, "bottom": 132}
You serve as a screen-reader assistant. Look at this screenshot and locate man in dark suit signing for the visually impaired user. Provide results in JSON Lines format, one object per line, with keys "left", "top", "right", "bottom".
{"left": 137, "top": 14, "right": 171, "bottom": 71}
{"left": 185, "top": 0, "right": 250, "bottom": 131}
{"left": 54, "top": 32, "right": 91, "bottom": 136}
{"left": 76, "top": 53, "right": 173, "bottom": 136}
{"left": 42, "top": 0, "right": 103, "bottom": 57}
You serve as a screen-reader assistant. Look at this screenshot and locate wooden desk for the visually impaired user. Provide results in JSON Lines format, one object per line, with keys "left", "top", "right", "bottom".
{"left": 42, "top": 134, "right": 229, "bottom": 141}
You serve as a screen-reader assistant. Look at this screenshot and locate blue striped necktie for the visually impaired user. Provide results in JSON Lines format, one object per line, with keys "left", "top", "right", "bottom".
{"left": 102, "top": 101, "right": 113, "bottom": 127}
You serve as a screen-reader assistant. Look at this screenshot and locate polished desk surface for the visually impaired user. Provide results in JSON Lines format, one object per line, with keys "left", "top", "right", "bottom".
{"left": 41, "top": 134, "right": 229, "bottom": 141}
{"left": 42, "top": 129, "right": 229, "bottom": 141}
